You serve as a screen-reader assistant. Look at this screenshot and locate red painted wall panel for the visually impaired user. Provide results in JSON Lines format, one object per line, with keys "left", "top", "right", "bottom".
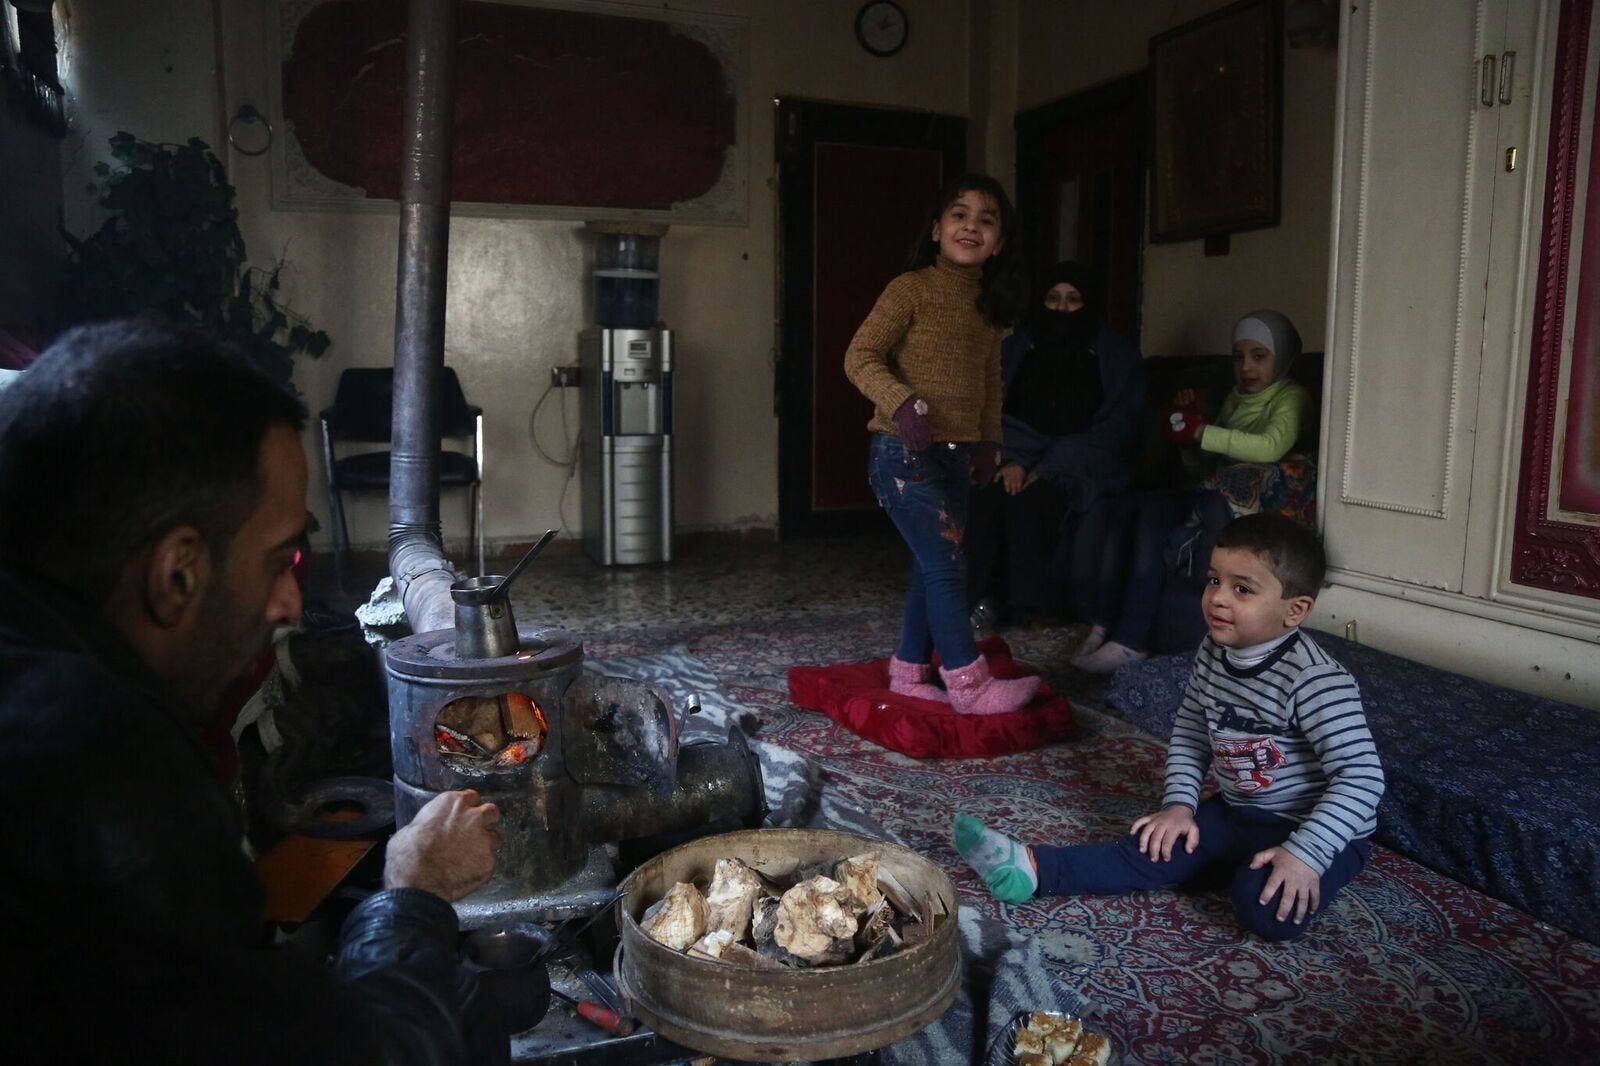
{"left": 282, "top": 0, "right": 736, "bottom": 209}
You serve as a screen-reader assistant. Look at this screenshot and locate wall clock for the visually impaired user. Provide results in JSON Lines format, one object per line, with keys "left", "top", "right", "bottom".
{"left": 855, "top": 1, "right": 908, "bottom": 58}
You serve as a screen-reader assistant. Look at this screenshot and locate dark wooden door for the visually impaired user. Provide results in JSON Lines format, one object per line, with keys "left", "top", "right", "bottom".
{"left": 1015, "top": 73, "right": 1146, "bottom": 341}
{"left": 776, "top": 100, "right": 965, "bottom": 539}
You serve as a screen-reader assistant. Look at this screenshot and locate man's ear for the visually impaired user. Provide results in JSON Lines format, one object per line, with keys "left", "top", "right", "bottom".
{"left": 1283, "top": 593, "right": 1314, "bottom": 629}
{"left": 143, "top": 526, "right": 211, "bottom": 628}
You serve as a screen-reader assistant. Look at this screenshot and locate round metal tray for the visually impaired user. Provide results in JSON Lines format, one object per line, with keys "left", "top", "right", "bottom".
{"left": 614, "top": 827, "right": 961, "bottom": 1062}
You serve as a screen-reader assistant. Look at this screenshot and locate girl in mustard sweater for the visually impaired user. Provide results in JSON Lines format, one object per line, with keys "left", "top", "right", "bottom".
{"left": 843, "top": 174, "right": 1039, "bottom": 716}
{"left": 1073, "top": 310, "right": 1310, "bottom": 673}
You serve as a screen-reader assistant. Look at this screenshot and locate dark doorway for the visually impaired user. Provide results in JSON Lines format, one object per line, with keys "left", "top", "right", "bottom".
{"left": 1015, "top": 73, "right": 1146, "bottom": 341}
{"left": 776, "top": 99, "right": 965, "bottom": 539}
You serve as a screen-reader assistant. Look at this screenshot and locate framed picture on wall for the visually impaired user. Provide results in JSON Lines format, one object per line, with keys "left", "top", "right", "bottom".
{"left": 1148, "top": 0, "right": 1282, "bottom": 243}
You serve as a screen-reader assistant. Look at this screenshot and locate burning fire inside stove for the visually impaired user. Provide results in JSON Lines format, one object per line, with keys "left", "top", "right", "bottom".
{"left": 434, "top": 691, "right": 549, "bottom": 767}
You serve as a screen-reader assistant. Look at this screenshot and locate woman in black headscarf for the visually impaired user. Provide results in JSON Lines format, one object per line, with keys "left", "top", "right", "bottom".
{"left": 966, "top": 261, "right": 1145, "bottom": 627}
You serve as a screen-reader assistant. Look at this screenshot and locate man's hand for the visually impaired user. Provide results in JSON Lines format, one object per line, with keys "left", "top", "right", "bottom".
{"left": 997, "top": 463, "right": 1028, "bottom": 494}
{"left": 1248, "top": 847, "right": 1320, "bottom": 924}
{"left": 384, "top": 789, "right": 501, "bottom": 901}
{"left": 1130, "top": 804, "right": 1199, "bottom": 862}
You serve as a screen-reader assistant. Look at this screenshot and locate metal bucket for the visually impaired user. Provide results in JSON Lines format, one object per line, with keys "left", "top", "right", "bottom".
{"left": 614, "top": 828, "right": 960, "bottom": 1062}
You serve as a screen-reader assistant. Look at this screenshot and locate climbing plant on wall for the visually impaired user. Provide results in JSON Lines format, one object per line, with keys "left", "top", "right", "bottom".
{"left": 58, "top": 132, "right": 329, "bottom": 387}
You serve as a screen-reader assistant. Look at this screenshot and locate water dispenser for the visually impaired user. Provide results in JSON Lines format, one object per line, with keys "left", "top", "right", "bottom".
{"left": 580, "top": 223, "right": 673, "bottom": 565}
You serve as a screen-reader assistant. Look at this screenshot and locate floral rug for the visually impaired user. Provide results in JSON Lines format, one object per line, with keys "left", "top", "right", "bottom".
{"left": 586, "top": 613, "right": 1600, "bottom": 1066}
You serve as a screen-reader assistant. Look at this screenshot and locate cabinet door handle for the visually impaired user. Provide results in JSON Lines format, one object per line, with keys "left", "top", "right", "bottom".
{"left": 1480, "top": 54, "right": 1497, "bottom": 106}
{"left": 1498, "top": 51, "right": 1516, "bottom": 104}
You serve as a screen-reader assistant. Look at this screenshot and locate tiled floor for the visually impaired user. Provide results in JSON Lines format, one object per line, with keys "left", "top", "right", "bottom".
{"left": 304, "top": 531, "right": 1107, "bottom": 707}
{"left": 308, "top": 533, "right": 914, "bottom": 635}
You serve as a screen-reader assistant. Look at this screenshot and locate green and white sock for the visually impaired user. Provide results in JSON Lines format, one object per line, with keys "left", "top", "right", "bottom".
{"left": 953, "top": 813, "right": 1037, "bottom": 903}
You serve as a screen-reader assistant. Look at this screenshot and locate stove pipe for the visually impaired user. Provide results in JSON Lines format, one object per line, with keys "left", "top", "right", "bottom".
{"left": 388, "top": 0, "right": 460, "bottom": 634}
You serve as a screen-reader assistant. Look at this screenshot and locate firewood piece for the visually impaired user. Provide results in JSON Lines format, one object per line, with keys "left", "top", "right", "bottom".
{"left": 436, "top": 695, "right": 505, "bottom": 752}
{"left": 833, "top": 852, "right": 884, "bottom": 916}
{"left": 434, "top": 723, "right": 488, "bottom": 757}
{"left": 687, "top": 929, "right": 735, "bottom": 960}
{"left": 773, "top": 876, "right": 858, "bottom": 962}
{"left": 854, "top": 935, "right": 898, "bottom": 964}
{"left": 750, "top": 895, "right": 781, "bottom": 946}
{"left": 756, "top": 937, "right": 806, "bottom": 968}
{"left": 489, "top": 739, "right": 536, "bottom": 768}
{"left": 876, "top": 866, "right": 917, "bottom": 916}
{"left": 719, "top": 942, "right": 782, "bottom": 969}
{"left": 855, "top": 898, "right": 893, "bottom": 952}
{"left": 501, "top": 691, "right": 545, "bottom": 739}
{"left": 744, "top": 855, "right": 801, "bottom": 883}
{"left": 705, "top": 858, "right": 764, "bottom": 939}
{"left": 639, "top": 882, "right": 709, "bottom": 951}
{"left": 901, "top": 901, "right": 932, "bottom": 948}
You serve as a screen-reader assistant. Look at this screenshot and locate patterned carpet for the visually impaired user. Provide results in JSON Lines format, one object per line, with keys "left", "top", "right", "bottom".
{"left": 585, "top": 611, "right": 1600, "bottom": 1066}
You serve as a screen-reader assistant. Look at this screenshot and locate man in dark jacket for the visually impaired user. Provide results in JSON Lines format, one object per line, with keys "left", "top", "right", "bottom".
{"left": 0, "top": 320, "right": 501, "bottom": 1064}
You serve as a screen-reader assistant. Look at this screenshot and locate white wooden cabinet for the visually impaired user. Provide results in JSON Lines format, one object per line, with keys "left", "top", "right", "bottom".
{"left": 1322, "top": 0, "right": 1551, "bottom": 592}
{"left": 1316, "top": 0, "right": 1600, "bottom": 705}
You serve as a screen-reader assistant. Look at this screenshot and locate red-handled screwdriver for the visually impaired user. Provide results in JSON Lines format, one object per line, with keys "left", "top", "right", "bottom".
{"left": 549, "top": 987, "right": 635, "bottom": 1036}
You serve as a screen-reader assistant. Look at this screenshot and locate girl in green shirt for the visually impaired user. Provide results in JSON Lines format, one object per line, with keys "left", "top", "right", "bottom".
{"left": 1072, "top": 310, "right": 1309, "bottom": 673}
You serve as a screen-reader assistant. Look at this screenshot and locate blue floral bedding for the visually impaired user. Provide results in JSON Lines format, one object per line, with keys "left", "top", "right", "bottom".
{"left": 1103, "top": 631, "right": 1600, "bottom": 944}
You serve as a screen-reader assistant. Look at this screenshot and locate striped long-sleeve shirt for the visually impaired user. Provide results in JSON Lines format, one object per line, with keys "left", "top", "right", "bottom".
{"left": 1161, "top": 631, "right": 1385, "bottom": 874}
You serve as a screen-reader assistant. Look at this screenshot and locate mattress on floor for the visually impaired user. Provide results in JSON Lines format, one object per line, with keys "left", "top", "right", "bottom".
{"left": 1103, "top": 630, "right": 1600, "bottom": 944}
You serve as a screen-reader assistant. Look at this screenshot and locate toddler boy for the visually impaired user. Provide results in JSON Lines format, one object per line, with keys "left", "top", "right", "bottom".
{"left": 953, "top": 513, "right": 1384, "bottom": 940}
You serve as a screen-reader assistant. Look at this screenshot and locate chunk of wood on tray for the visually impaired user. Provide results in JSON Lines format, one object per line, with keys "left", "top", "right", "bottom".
{"left": 635, "top": 851, "right": 947, "bottom": 969}
{"left": 833, "top": 852, "right": 884, "bottom": 915}
{"left": 704, "top": 858, "right": 764, "bottom": 937}
{"left": 639, "top": 881, "right": 709, "bottom": 950}
{"left": 774, "top": 876, "right": 858, "bottom": 964}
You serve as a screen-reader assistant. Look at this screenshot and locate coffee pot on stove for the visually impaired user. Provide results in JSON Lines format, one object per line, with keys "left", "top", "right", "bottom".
{"left": 449, "top": 529, "right": 556, "bottom": 659}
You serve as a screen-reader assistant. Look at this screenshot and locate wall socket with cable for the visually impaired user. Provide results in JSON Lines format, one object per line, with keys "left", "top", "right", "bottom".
{"left": 550, "top": 365, "right": 581, "bottom": 388}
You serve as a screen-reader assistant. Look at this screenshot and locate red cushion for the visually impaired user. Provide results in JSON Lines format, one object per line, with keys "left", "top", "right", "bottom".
{"left": 786, "top": 638, "right": 1075, "bottom": 759}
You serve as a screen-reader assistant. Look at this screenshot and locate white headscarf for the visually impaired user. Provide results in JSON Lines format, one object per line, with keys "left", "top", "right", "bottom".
{"left": 1232, "top": 310, "right": 1302, "bottom": 381}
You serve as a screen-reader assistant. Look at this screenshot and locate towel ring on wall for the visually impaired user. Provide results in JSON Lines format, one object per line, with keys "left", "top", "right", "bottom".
{"left": 227, "top": 104, "right": 273, "bottom": 157}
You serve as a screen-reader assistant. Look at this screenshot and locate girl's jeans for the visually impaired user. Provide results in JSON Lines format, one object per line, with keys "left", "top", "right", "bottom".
{"left": 868, "top": 433, "right": 978, "bottom": 670}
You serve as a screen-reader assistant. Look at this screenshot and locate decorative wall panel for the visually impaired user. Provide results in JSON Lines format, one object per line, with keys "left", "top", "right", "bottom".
{"left": 270, "top": 0, "right": 748, "bottom": 223}
{"left": 1512, "top": 0, "right": 1600, "bottom": 597}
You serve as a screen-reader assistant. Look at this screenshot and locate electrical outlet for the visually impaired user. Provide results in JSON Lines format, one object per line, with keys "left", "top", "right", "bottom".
{"left": 551, "top": 365, "right": 581, "bottom": 388}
